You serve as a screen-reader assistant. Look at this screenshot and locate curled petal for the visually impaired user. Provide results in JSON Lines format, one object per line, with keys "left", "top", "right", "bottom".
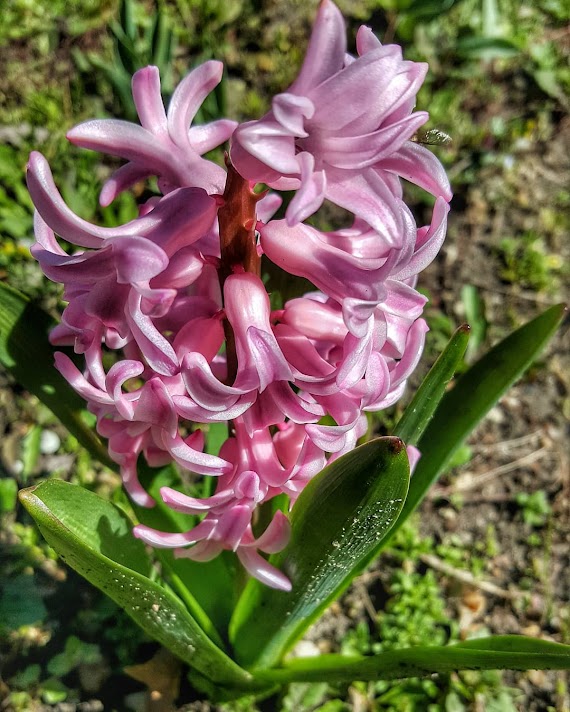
{"left": 391, "top": 198, "right": 450, "bottom": 280}
{"left": 167, "top": 61, "right": 224, "bottom": 147}
{"left": 189, "top": 119, "right": 238, "bottom": 153}
{"left": 160, "top": 486, "right": 234, "bottom": 514}
{"left": 236, "top": 547, "right": 292, "bottom": 591}
{"left": 67, "top": 121, "right": 181, "bottom": 183}
{"left": 380, "top": 142, "right": 453, "bottom": 202}
{"left": 289, "top": 0, "right": 346, "bottom": 94}
{"left": 163, "top": 431, "right": 232, "bottom": 477}
{"left": 325, "top": 169, "right": 403, "bottom": 246}
{"left": 272, "top": 93, "right": 315, "bottom": 137}
{"left": 285, "top": 152, "right": 327, "bottom": 225}
{"left": 100, "top": 163, "right": 151, "bottom": 207}
{"left": 175, "top": 540, "right": 223, "bottom": 562}
{"left": 181, "top": 352, "right": 248, "bottom": 411}
{"left": 132, "top": 66, "right": 168, "bottom": 134}
{"left": 133, "top": 519, "right": 216, "bottom": 548}
{"left": 54, "top": 353, "right": 112, "bottom": 406}
{"left": 122, "top": 456, "right": 155, "bottom": 508}
{"left": 389, "top": 318, "right": 429, "bottom": 388}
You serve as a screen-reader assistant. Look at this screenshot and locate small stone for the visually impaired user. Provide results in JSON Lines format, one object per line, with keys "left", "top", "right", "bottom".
{"left": 527, "top": 669, "right": 547, "bottom": 687}
{"left": 290, "top": 640, "right": 320, "bottom": 658}
{"left": 521, "top": 623, "right": 541, "bottom": 637}
{"left": 40, "top": 430, "right": 61, "bottom": 454}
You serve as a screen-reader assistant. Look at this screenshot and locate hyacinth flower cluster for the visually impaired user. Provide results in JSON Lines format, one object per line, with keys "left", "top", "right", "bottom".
{"left": 27, "top": 0, "right": 451, "bottom": 592}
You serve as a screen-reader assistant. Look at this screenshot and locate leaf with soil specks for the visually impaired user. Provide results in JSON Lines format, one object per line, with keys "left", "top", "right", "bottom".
{"left": 18, "top": 479, "right": 256, "bottom": 690}
{"left": 229, "top": 437, "right": 410, "bottom": 670}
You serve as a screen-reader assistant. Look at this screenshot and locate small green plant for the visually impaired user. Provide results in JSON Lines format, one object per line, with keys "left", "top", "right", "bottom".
{"left": 73, "top": 0, "right": 178, "bottom": 122}
{"left": 498, "top": 233, "right": 560, "bottom": 292}
{"left": 516, "top": 490, "right": 552, "bottom": 527}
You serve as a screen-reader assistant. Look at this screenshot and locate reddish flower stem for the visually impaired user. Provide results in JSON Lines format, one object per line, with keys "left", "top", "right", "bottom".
{"left": 217, "top": 159, "right": 261, "bottom": 385}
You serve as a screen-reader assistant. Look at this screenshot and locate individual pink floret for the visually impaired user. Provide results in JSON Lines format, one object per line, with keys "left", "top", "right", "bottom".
{"left": 231, "top": 0, "right": 451, "bottom": 235}
{"left": 67, "top": 63, "right": 237, "bottom": 203}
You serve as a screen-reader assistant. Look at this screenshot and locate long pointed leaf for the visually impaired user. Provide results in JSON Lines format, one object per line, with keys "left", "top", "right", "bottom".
{"left": 19, "top": 479, "right": 257, "bottom": 689}
{"left": 394, "top": 323, "right": 470, "bottom": 445}
{"left": 0, "top": 283, "right": 114, "bottom": 470}
{"left": 392, "top": 303, "right": 566, "bottom": 534}
{"left": 255, "top": 636, "right": 570, "bottom": 684}
{"left": 230, "top": 437, "right": 409, "bottom": 670}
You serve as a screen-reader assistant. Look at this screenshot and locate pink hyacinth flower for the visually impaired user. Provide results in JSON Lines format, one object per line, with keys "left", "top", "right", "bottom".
{"left": 231, "top": 0, "right": 451, "bottom": 236}
{"left": 67, "top": 63, "right": 237, "bottom": 202}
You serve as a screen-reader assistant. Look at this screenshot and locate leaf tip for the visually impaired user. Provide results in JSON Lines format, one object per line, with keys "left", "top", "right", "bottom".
{"left": 18, "top": 485, "right": 39, "bottom": 511}
{"left": 388, "top": 437, "right": 406, "bottom": 455}
{"left": 458, "top": 323, "right": 471, "bottom": 334}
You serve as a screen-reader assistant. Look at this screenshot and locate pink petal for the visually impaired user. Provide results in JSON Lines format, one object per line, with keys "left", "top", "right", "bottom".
{"left": 310, "top": 45, "right": 403, "bottom": 132}
{"left": 167, "top": 61, "right": 223, "bottom": 146}
{"left": 189, "top": 119, "right": 238, "bottom": 153}
{"left": 356, "top": 25, "right": 383, "bottom": 55}
{"left": 112, "top": 235, "right": 168, "bottom": 283}
{"left": 285, "top": 152, "right": 327, "bottom": 225}
{"left": 391, "top": 198, "right": 450, "bottom": 280}
{"left": 121, "top": 456, "right": 155, "bottom": 508}
{"left": 160, "top": 486, "right": 234, "bottom": 514}
{"left": 180, "top": 352, "right": 248, "bottom": 411}
{"left": 99, "top": 163, "right": 150, "bottom": 206}
{"left": 380, "top": 142, "right": 453, "bottom": 202}
{"left": 290, "top": 0, "right": 346, "bottom": 94}
{"left": 67, "top": 120, "right": 180, "bottom": 182}
{"left": 389, "top": 318, "right": 429, "bottom": 388}
{"left": 321, "top": 112, "right": 428, "bottom": 169}
{"left": 133, "top": 519, "right": 216, "bottom": 548}
{"left": 163, "top": 431, "right": 232, "bottom": 477}
{"left": 272, "top": 93, "right": 315, "bottom": 137}
{"left": 126, "top": 291, "right": 179, "bottom": 377}
{"left": 132, "top": 66, "right": 168, "bottom": 133}
{"left": 325, "top": 168, "right": 404, "bottom": 246}
{"left": 175, "top": 540, "right": 223, "bottom": 562}
{"left": 407, "top": 445, "right": 421, "bottom": 474}
{"left": 54, "top": 352, "right": 112, "bottom": 405}
{"left": 236, "top": 547, "right": 292, "bottom": 591}
{"left": 253, "top": 510, "right": 291, "bottom": 553}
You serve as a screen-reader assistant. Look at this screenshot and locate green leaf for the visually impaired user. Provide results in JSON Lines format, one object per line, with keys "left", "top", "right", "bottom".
{"left": 47, "top": 635, "right": 102, "bottom": 676}
{"left": 230, "top": 437, "right": 410, "bottom": 670}
{"left": 255, "top": 636, "right": 570, "bottom": 685}
{"left": 41, "top": 679, "right": 68, "bottom": 705}
{"left": 392, "top": 304, "right": 565, "bottom": 534}
{"left": 405, "top": 0, "right": 456, "bottom": 20}
{"left": 0, "top": 574, "right": 47, "bottom": 630}
{"left": 456, "top": 36, "right": 521, "bottom": 59}
{"left": 0, "top": 478, "right": 18, "bottom": 512}
{"left": 19, "top": 479, "right": 256, "bottom": 689}
{"left": 0, "top": 283, "right": 114, "bottom": 471}
{"left": 461, "top": 285, "right": 487, "bottom": 361}
{"left": 21, "top": 425, "right": 42, "bottom": 480}
{"left": 394, "top": 324, "right": 470, "bottom": 446}
{"left": 119, "top": 0, "right": 136, "bottom": 40}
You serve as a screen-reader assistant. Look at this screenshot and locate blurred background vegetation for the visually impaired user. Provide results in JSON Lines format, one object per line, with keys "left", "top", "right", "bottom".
{"left": 0, "top": 0, "right": 568, "bottom": 710}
